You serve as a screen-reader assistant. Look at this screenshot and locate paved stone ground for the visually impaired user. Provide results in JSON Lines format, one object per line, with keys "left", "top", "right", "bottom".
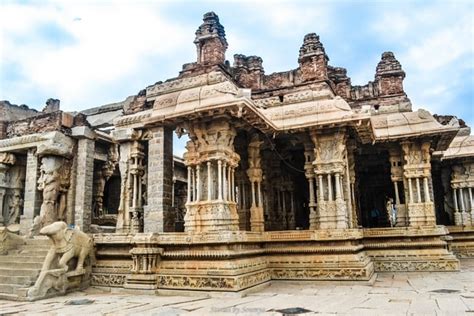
{"left": 1, "top": 259, "right": 473, "bottom": 315}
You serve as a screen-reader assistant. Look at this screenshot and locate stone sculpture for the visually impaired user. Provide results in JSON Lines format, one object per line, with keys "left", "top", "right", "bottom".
{"left": 27, "top": 221, "right": 93, "bottom": 300}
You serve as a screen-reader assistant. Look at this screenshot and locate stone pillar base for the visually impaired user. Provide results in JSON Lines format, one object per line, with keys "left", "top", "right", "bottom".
{"left": 250, "top": 206, "right": 264, "bottom": 232}
{"left": 184, "top": 201, "right": 239, "bottom": 232}
{"left": 394, "top": 204, "right": 408, "bottom": 227}
{"left": 317, "top": 201, "right": 349, "bottom": 229}
{"left": 408, "top": 202, "right": 436, "bottom": 226}
{"left": 124, "top": 274, "right": 158, "bottom": 290}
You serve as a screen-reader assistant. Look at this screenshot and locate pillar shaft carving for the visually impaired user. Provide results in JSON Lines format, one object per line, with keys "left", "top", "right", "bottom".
{"left": 0, "top": 153, "right": 17, "bottom": 226}
{"left": 117, "top": 140, "right": 146, "bottom": 233}
{"left": 247, "top": 134, "right": 264, "bottom": 232}
{"left": 181, "top": 117, "right": 240, "bottom": 232}
{"left": 401, "top": 140, "right": 435, "bottom": 226}
{"left": 451, "top": 162, "right": 474, "bottom": 226}
{"left": 31, "top": 154, "right": 71, "bottom": 235}
{"left": 310, "top": 130, "right": 351, "bottom": 229}
{"left": 303, "top": 142, "right": 317, "bottom": 229}
{"left": 93, "top": 144, "right": 118, "bottom": 220}
{"left": 389, "top": 146, "right": 408, "bottom": 227}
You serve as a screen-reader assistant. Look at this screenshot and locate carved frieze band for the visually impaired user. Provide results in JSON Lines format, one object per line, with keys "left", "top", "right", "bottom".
{"left": 373, "top": 260, "right": 459, "bottom": 272}
{"left": 158, "top": 270, "right": 270, "bottom": 291}
{"left": 91, "top": 274, "right": 127, "bottom": 287}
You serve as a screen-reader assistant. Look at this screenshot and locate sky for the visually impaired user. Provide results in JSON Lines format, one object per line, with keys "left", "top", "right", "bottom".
{"left": 1, "top": 0, "right": 473, "bottom": 156}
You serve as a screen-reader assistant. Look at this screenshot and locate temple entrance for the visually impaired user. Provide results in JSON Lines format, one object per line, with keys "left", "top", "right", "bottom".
{"left": 431, "top": 160, "right": 451, "bottom": 225}
{"left": 355, "top": 145, "right": 394, "bottom": 228}
{"left": 261, "top": 135, "right": 309, "bottom": 231}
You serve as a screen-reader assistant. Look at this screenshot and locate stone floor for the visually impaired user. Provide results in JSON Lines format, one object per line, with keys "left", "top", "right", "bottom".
{"left": 1, "top": 259, "right": 473, "bottom": 315}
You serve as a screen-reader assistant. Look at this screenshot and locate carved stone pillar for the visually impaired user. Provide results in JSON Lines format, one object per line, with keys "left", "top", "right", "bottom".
{"left": 31, "top": 152, "right": 72, "bottom": 235}
{"left": 0, "top": 153, "right": 16, "bottom": 226}
{"left": 116, "top": 141, "right": 132, "bottom": 233}
{"left": 92, "top": 144, "right": 118, "bottom": 220}
{"left": 470, "top": 187, "right": 474, "bottom": 225}
{"left": 401, "top": 141, "right": 435, "bottom": 226}
{"left": 21, "top": 149, "right": 40, "bottom": 234}
{"left": 6, "top": 164, "right": 26, "bottom": 226}
{"left": 304, "top": 144, "right": 317, "bottom": 229}
{"left": 182, "top": 118, "right": 239, "bottom": 232}
{"left": 247, "top": 134, "right": 264, "bottom": 232}
{"left": 451, "top": 162, "right": 474, "bottom": 226}
{"left": 346, "top": 140, "right": 357, "bottom": 228}
{"left": 72, "top": 127, "right": 95, "bottom": 233}
{"left": 311, "top": 129, "right": 350, "bottom": 229}
{"left": 129, "top": 141, "right": 146, "bottom": 233}
{"left": 453, "top": 188, "right": 461, "bottom": 225}
{"left": 389, "top": 147, "right": 407, "bottom": 226}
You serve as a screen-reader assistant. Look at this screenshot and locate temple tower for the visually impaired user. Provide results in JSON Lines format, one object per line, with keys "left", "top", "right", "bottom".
{"left": 298, "top": 33, "right": 329, "bottom": 82}
{"left": 194, "top": 12, "right": 228, "bottom": 66}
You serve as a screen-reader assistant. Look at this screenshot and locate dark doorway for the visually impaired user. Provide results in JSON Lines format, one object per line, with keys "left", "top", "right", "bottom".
{"left": 355, "top": 145, "right": 394, "bottom": 228}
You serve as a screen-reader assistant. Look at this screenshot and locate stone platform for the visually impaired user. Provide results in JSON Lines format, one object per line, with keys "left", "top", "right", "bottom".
{"left": 1, "top": 259, "right": 473, "bottom": 315}
{"left": 447, "top": 226, "right": 474, "bottom": 258}
{"left": 92, "top": 227, "right": 459, "bottom": 293}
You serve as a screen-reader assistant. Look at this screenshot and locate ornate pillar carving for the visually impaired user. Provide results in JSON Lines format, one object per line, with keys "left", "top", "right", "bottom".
{"left": 389, "top": 146, "right": 407, "bottom": 226}
{"left": 6, "top": 164, "right": 25, "bottom": 226}
{"left": 247, "top": 134, "right": 264, "bottom": 232}
{"left": 182, "top": 118, "right": 240, "bottom": 232}
{"left": 401, "top": 140, "right": 436, "bottom": 226}
{"left": 21, "top": 149, "right": 40, "bottom": 235}
{"left": 311, "top": 129, "right": 351, "bottom": 229}
{"left": 124, "top": 236, "right": 163, "bottom": 290}
{"left": 31, "top": 144, "right": 72, "bottom": 236}
{"left": 451, "top": 163, "right": 474, "bottom": 226}
{"left": 304, "top": 143, "right": 317, "bottom": 229}
{"left": 0, "top": 153, "right": 16, "bottom": 226}
{"left": 116, "top": 141, "right": 132, "bottom": 233}
{"left": 92, "top": 144, "right": 119, "bottom": 222}
{"left": 129, "top": 141, "right": 145, "bottom": 233}
{"left": 346, "top": 140, "right": 357, "bottom": 228}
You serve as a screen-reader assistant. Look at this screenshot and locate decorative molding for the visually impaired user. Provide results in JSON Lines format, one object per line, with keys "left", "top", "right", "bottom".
{"left": 91, "top": 274, "right": 127, "bottom": 287}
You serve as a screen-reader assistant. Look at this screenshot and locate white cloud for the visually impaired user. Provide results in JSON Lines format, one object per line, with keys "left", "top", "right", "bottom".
{"left": 1, "top": 0, "right": 472, "bottom": 131}
{"left": 0, "top": 1, "right": 192, "bottom": 110}
{"left": 371, "top": 2, "right": 474, "bottom": 126}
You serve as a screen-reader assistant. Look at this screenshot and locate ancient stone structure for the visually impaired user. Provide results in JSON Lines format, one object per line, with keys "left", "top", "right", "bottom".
{"left": 0, "top": 12, "right": 473, "bottom": 299}
{"left": 27, "top": 221, "right": 92, "bottom": 300}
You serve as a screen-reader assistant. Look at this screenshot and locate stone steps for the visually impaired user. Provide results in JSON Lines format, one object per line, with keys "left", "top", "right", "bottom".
{"left": 0, "top": 237, "right": 50, "bottom": 300}
{"left": 17, "top": 250, "right": 50, "bottom": 256}
{"left": 0, "top": 275, "right": 36, "bottom": 285}
{"left": 0, "top": 267, "right": 42, "bottom": 276}
{"left": 0, "top": 260, "right": 44, "bottom": 269}
{"left": 0, "top": 283, "right": 23, "bottom": 294}
{"left": 0, "top": 292, "right": 22, "bottom": 301}
{"left": 0, "top": 256, "right": 45, "bottom": 263}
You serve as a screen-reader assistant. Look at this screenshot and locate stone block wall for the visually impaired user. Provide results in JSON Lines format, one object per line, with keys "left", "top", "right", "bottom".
{"left": 74, "top": 138, "right": 95, "bottom": 232}
{"left": 144, "top": 126, "right": 173, "bottom": 232}
{"left": 21, "top": 149, "right": 41, "bottom": 234}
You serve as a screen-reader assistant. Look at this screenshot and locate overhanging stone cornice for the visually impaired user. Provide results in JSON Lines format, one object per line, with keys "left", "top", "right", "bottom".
{"left": 0, "top": 131, "right": 74, "bottom": 156}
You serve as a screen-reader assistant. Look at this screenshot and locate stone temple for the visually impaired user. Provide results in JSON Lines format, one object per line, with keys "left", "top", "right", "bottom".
{"left": 0, "top": 12, "right": 473, "bottom": 300}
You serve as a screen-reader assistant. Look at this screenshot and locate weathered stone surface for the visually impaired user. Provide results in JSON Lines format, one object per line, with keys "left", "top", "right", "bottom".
{"left": 0, "top": 10, "right": 472, "bottom": 301}
{"left": 27, "top": 221, "right": 93, "bottom": 301}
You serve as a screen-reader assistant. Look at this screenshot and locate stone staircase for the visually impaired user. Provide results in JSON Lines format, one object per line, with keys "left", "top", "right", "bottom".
{"left": 0, "top": 237, "right": 50, "bottom": 301}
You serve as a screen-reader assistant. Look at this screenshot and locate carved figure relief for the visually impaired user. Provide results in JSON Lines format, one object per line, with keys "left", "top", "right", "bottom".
{"left": 27, "top": 221, "right": 93, "bottom": 300}
{"left": 93, "top": 144, "right": 119, "bottom": 218}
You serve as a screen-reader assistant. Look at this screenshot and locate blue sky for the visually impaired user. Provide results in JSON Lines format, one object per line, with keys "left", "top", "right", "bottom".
{"left": 1, "top": 0, "right": 473, "bottom": 155}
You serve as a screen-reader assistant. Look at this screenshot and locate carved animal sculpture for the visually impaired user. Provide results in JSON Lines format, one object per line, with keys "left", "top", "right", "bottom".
{"left": 40, "top": 221, "right": 92, "bottom": 273}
